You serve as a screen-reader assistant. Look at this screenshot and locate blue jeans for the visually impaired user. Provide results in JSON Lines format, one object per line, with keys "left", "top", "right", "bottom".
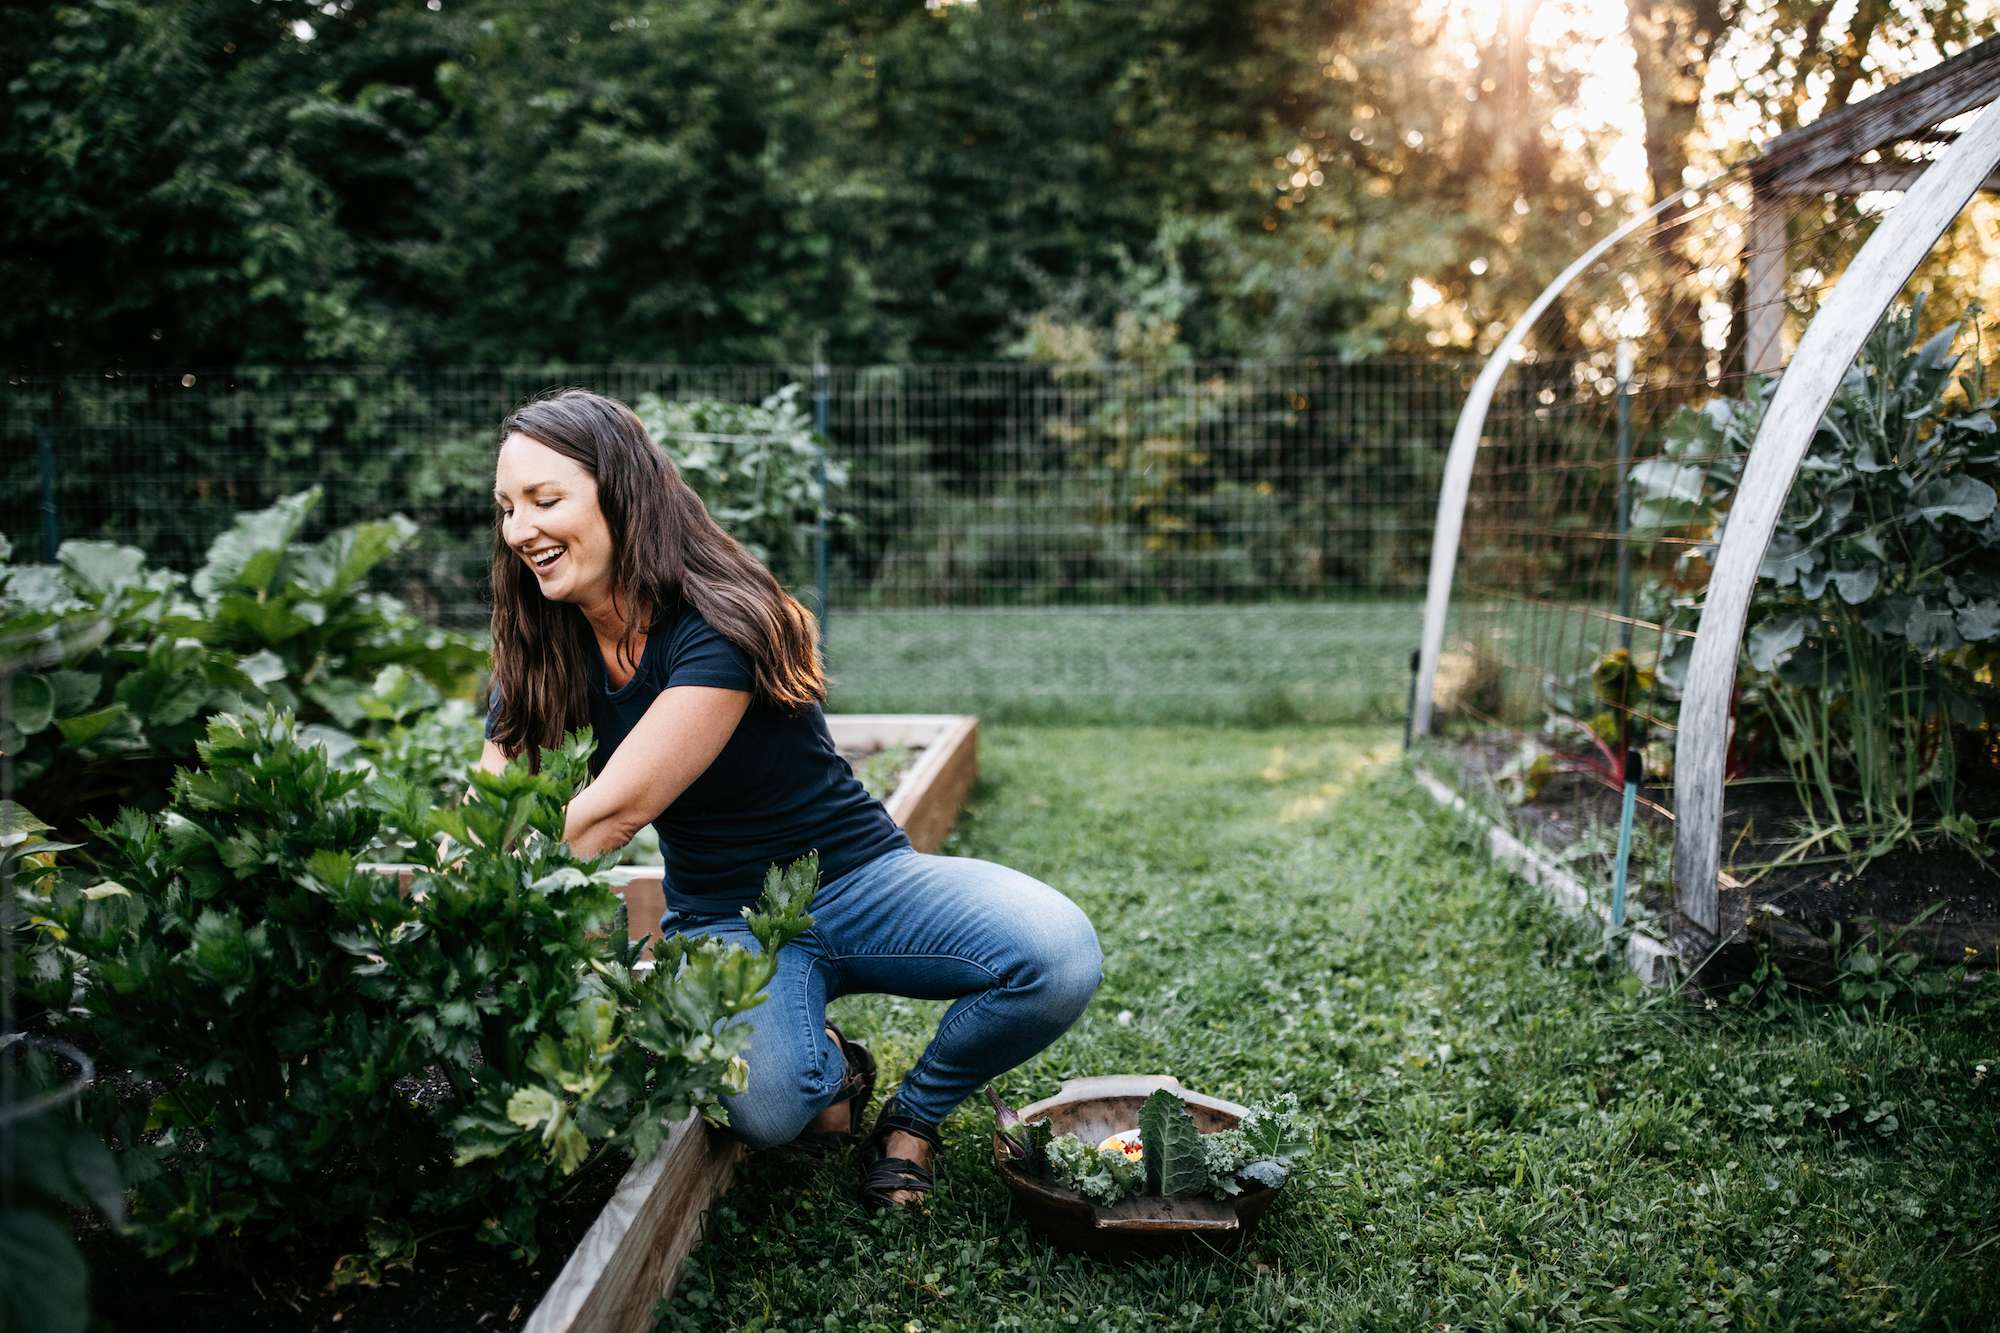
{"left": 662, "top": 847, "right": 1102, "bottom": 1148}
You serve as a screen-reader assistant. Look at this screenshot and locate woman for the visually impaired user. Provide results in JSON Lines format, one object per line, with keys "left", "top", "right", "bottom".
{"left": 479, "top": 389, "right": 1102, "bottom": 1209}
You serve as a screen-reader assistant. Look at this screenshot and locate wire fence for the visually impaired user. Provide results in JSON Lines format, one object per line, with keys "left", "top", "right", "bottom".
{"left": 3, "top": 359, "right": 1475, "bottom": 722}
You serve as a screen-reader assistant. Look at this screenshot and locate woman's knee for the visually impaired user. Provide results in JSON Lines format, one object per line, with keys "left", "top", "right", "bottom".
{"left": 720, "top": 1079, "right": 824, "bottom": 1150}
{"left": 1024, "top": 902, "right": 1103, "bottom": 1021}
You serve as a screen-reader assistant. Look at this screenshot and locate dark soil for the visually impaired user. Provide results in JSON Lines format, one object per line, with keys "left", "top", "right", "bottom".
{"left": 1438, "top": 732, "right": 2000, "bottom": 980}
{"left": 76, "top": 1064, "right": 629, "bottom": 1333}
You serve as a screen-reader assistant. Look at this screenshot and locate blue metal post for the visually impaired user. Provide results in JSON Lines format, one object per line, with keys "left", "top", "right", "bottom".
{"left": 1611, "top": 748, "right": 1643, "bottom": 930}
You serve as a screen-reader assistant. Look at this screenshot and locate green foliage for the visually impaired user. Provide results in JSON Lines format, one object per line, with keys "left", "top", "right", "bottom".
{"left": 1041, "top": 1132, "right": 1144, "bottom": 1208}
{"left": 1197, "top": 1093, "right": 1312, "bottom": 1197}
{"left": 6, "top": 0, "right": 1979, "bottom": 372}
{"left": 56, "top": 711, "right": 417, "bottom": 1266}
{"left": 302, "top": 664, "right": 484, "bottom": 840}
{"left": 3, "top": 801, "right": 92, "bottom": 1025}
{"left": 851, "top": 745, "right": 912, "bottom": 803}
{"left": 0, "top": 488, "right": 479, "bottom": 832}
{"left": 0, "top": 1039, "right": 127, "bottom": 1333}
{"left": 632, "top": 385, "right": 846, "bottom": 593}
{"left": 1630, "top": 299, "right": 2000, "bottom": 866}
{"left": 50, "top": 710, "right": 813, "bottom": 1268}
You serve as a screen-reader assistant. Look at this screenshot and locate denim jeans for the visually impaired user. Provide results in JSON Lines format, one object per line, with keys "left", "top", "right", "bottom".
{"left": 661, "top": 847, "right": 1102, "bottom": 1148}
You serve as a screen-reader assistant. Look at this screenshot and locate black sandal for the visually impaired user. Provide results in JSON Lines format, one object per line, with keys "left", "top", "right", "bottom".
{"left": 858, "top": 1097, "right": 943, "bottom": 1211}
{"left": 790, "top": 1022, "right": 876, "bottom": 1154}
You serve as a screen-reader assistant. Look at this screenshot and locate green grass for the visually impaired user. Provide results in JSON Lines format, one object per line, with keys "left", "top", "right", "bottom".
{"left": 822, "top": 604, "right": 1420, "bottom": 725}
{"left": 658, "top": 726, "right": 2000, "bottom": 1332}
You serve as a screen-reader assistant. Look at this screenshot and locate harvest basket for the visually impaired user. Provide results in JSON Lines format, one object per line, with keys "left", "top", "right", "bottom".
{"left": 989, "top": 1074, "right": 1283, "bottom": 1258}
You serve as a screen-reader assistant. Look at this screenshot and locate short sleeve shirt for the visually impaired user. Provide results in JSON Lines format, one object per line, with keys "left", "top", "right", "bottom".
{"left": 487, "top": 603, "right": 908, "bottom": 914}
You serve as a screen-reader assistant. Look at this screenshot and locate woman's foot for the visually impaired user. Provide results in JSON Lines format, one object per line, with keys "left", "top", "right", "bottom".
{"left": 858, "top": 1099, "right": 942, "bottom": 1210}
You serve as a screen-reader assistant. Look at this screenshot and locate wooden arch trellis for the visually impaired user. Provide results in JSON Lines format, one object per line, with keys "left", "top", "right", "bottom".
{"left": 1412, "top": 38, "right": 2000, "bottom": 947}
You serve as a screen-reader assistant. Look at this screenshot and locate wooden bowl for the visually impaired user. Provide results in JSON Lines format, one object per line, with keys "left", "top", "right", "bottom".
{"left": 990, "top": 1074, "right": 1283, "bottom": 1258}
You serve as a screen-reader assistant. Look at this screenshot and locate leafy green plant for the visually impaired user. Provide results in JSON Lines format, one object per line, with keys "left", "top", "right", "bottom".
{"left": 370, "top": 745, "right": 815, "bottom": 1245}
{"left": 1628, "top": 298, "right": 2000, "bottom": 868}
{"left": 0, "top": 490, "right": 480, "bottom": 833}
{"left": 301, "top": 663, "right": 484, "bottom": 832}
{"left": 632, "top": 386, "right": 847, "bottom": 594}
{"left": 55, "top": 710, "right": 424, "bottom": 1264}
{"left": 49, "top": 710, "right": 811, "bottom": 1268}
{"left": 1195, "top": 1093, "right": 1311, "bottom": 1196}
{"left": 851, "top": 744, "right": 912, "bottom": 802}
{"left": 0, "top": 1036, "right": 126, "bottom": 1333}
{"left": 1, "top": 800, "right": 125, "bottom": 1024}
{"left": 1042, "top": 1129, "right": 1144, "bottom": 1206}
{"left": 1138, "top": 1087, "right": 1212, "bottom": 1198}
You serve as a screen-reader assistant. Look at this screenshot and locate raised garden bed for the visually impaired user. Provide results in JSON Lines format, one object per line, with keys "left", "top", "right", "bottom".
{"left": 1411, "top": 760, "right": 1679, "bottom": 987}
{"left": 1419, "top": 732, "right": 2000, "bottom": 989}
{"left": 609, "top": 714, "right": 978, "bottom": 956}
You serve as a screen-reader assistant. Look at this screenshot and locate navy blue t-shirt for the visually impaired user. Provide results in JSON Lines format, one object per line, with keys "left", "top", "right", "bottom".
{"left": 487, "top": 604, "right": 908, "bottom": 914}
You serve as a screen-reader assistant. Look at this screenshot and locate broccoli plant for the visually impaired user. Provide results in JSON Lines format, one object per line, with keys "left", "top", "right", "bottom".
{"left": 1627, "top": 297, "right": 2000, "bottom": 864}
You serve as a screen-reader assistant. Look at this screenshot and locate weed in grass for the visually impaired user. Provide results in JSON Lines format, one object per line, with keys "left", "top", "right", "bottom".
{"left": 656, "top": 726, "right": 2000, "bottom": 1332}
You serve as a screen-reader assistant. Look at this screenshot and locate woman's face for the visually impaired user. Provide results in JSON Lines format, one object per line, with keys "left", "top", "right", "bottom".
{"left": 494, "top": 433, "right": 617, "bottom": 616}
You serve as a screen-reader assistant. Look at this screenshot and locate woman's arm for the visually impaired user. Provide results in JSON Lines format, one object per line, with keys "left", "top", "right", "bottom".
{"left": 559, "top": 685, "right": 751, "bottom": 857}
{"left": 478, "top": 739, "right": 510, "bottom": 776}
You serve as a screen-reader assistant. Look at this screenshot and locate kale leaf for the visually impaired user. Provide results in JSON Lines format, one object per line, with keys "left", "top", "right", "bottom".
{"left": 1138, "top": 1089, "right": 1210, "bottom": 1199}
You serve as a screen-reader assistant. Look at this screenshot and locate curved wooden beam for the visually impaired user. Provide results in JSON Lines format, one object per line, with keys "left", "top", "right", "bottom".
{"left": 1672, "top": 98, "right": 2000, "bottom": 936}
{"left": 1411, "top": 186, "right": 1712, "bottom": 739}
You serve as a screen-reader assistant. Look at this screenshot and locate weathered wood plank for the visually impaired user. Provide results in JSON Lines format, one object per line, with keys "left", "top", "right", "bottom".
{"left": 881, "top": 716, "right": 978, "bottom": 854}
{"left": 1744, "top": 192, "right": 1789, "bottom": 374}
{"left": 523, "top": 1115, "right": 743, "bottom": 1333}
{"left": 1755, "top": 39, "right": 2000, "bottom": 190}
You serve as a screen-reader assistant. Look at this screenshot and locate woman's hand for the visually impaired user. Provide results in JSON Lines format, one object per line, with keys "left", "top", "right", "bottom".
{"left": 559, "top": 686, "right": 750, "bottom": 857}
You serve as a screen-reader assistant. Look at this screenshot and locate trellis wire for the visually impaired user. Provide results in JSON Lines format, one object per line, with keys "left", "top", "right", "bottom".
{"left": 2, "top": 359, "right": 1469, "bottom": 723}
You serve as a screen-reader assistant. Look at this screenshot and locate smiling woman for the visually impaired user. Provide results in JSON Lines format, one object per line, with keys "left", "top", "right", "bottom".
{"left": 478, "top": 389, "right": 1103, "bottom": 1213}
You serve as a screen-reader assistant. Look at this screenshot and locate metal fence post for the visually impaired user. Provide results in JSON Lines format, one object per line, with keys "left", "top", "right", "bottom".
{"left": 37, "top": 379, "right": 61, "bottom": 560}
{"left": 36, "top": 427, "right": 59, "bottom": 562}
{"left": 812, "top": 338, "right": 831, "bottom": 666}
{"left": 1613, "top": 340, "right": 1635, "bottom": 656}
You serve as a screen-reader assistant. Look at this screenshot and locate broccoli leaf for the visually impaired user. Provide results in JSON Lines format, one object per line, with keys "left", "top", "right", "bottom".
{"left": 1235, "top": 1092, "right": 1310, "bottom": 1164}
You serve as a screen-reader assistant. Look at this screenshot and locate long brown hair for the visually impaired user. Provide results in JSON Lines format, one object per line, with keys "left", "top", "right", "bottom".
{"left": 487, "top": 389, "right": 824, "bottom": 762}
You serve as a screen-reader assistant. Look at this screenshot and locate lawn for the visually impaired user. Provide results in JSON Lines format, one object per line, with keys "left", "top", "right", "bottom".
{"left": 659, "top": 726, "right": 2000, "bottom": 1332}
{"left": 822, "top": 603, "right": 1420, "bottom": 725}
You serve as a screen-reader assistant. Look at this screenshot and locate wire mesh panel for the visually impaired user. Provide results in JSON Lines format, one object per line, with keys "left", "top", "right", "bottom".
{"left": 1417, "top": 104, "right": 2000, "bottom": 952}
{"left": 2, "top": 359, "right": 1466, "bottom": 722}
{"left": 820, "top": 359, "right": 1463, "bottom": 720}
